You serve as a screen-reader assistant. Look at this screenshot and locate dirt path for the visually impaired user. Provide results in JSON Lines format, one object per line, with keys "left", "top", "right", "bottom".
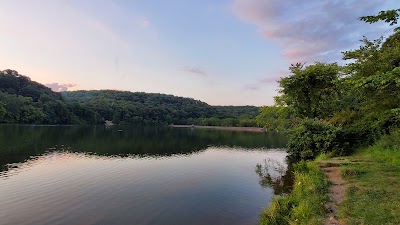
{"left": 317, "top": 159, "right": 347, "bottom": 225}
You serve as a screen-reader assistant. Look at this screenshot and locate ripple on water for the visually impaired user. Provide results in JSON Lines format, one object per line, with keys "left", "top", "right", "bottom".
{"left": 0, "top": 147, "right": 289, "bottom": 225}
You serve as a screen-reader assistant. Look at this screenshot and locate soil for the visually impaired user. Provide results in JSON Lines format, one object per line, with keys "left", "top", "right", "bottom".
{"left": 317, "top": 159, "right": 347, "bottom": 225}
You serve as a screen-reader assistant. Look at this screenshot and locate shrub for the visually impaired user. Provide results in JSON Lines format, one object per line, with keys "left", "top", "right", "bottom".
{"left": 287, "top": 119, "right": 347, "bottom": 159}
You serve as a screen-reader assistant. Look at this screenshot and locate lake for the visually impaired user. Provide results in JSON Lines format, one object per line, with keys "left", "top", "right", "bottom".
{"left": 0, "top": 125, "right": 292, "bottom": 225}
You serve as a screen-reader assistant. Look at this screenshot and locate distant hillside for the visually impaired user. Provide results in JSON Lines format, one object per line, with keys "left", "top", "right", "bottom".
{"left": 64, "top": 90, "right": 214, "bottom": 125}
{"left": 0, "top": 69, "right": 259, "bottom": 126}
{"left": 0, "top": 69, "right": 60, "bottom": 101}
{"left": 0, "top": 69, "right": 101, "bottom": 124}
{"left": 64, "top": 90, "right": 259, "bottom": 126}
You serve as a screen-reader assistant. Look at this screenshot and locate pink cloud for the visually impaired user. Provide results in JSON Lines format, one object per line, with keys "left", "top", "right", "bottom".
{"left": 231, "top": 0, "right": 388, "bottom": 63}
{"left": 46, "top": 83, "right": 77, "bottom": 92}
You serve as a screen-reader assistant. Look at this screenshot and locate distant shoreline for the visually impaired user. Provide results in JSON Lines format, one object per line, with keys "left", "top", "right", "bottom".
{"left": 169, "top": 125, "right": 265, "bottom": 133}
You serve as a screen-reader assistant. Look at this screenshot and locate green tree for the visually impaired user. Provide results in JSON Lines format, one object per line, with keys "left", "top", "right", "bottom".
{"left": 360, "top": 9, "right": 400, "bottom": 30}
{"left": 342, "top": 30, "right": 400, "bottom": 134}
{"left": 256, "top": 106, "right": 293, "bottom": 131}
{"left": 276, "top": 62, "right": 340, "bottom": 119}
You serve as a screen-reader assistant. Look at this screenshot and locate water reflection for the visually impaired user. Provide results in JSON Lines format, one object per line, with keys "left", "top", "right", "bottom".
{"left": 0, "top": 125, "right": 290, "bottom": 225}
{"left": 0, "top": 125, "right": 287, "bottom": 172}
{"left": 0, "top": 148, "right": 289, "bottom": 225}
{"left": 255, "top": 158, "right": 294, "bottom": 195}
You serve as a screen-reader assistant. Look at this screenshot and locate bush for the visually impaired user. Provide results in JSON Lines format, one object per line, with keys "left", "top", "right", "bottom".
{"left": 287, "top": 119, "right": 347, "bottom": 159}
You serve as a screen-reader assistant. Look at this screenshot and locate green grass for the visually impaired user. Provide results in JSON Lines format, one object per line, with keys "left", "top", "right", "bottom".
{"left": 260, "top": 161, "right": 330, "bottom": 225}
{"left": 339, "top": 131, "right": 400, "bottom": 225}
{"left": 260, "top": 131, "right": 400, "bottom": 225}
{"left": 315, "top": 153, "right": 330, "bottom": 161}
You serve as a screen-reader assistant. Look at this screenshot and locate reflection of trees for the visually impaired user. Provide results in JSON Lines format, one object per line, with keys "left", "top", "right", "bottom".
{"left": 0, "top": 125, "right": 288, "bottom": 172}
{"left": 255, "top": 158, "right": 295, "bottom": 195}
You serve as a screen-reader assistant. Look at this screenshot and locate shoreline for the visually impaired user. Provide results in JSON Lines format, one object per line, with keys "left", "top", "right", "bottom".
{"left": 169, "top": 125, "right": 265, "bottom": 133}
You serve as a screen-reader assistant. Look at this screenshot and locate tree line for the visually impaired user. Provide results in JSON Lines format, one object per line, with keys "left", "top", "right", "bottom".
{"left": 256, "top": 9, "right": 400, "bottom": 159}
{"left": 0, "top": 70, "right": 259, "bottom": 126}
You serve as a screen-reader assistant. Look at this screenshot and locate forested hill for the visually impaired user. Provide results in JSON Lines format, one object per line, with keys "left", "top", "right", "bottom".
{"left": 0, "top": 69, "right": 259, "bottom": 126}
{"left": 64, "top": 90, "right": 259, "bottom": 125}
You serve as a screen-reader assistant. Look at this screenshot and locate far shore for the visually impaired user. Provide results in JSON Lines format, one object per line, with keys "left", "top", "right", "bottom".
{"left": 169, "top": 125, "right": 265, "bottom": 133}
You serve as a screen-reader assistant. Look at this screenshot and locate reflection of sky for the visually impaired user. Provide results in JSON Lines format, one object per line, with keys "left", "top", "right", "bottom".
{"left": 0, "top": 148, "right": 287, "bottom": 225}
{"left": 0, "top": 1, "right": 396, "bottom": 105}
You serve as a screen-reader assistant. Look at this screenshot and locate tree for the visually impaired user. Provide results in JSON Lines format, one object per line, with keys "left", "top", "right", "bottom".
{"left": 276, "top": 62, "right": 340, "bottom": 119}
{"left": 256, "top": 106, "right": 293, "bottom": 131}
{"left": 360, "top": 9, "right": 400, "bottom": 30}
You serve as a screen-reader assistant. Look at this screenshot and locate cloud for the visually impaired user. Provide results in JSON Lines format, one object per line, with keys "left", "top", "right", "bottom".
{"left": 46, "top": 83, "right": 77, "bottom": 92}
{"left": 231, "top": 0, "right": 389, "bottom": 63}
{"left": 259, "top": 69, "right": 289, "bottom": 84}
{"left": 182, "top": 66, "right": 208, "bottom": 77}
{"left": 86, "top": 19, "right": 129, "bottom": 48}
{"left": 244, "top": 69, "right": 289, "bottom": 92}
{"left": 138, "top": 17, "right": 151, "bottom": 28}
{"left": 243, "top": 83, "right": 260, "bottom": 91}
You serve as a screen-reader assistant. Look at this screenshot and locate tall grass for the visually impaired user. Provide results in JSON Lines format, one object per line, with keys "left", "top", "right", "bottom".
{"left": 360, "top": 130, "right": 400, "bottom": 164}
{"left": 339, "top": 130, "right": 400, "bottom": 224}
{"left": 260, "top": 161, "right": 329, "bottom": 225}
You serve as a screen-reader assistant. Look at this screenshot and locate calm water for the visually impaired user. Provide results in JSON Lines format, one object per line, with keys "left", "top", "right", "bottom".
{"left": 0, "top": 125, "right": 292, "bottom": 225}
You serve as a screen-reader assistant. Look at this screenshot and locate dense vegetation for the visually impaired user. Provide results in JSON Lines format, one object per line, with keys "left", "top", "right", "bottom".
{"left": 257, "top": 9, "right": 400, "bottom": 159}
{"left": 0, "top": 69, "right": 101, "bottom": 125}
{"left": 260, "top": 161, "right": 329, "bottom": 225}
{"left": 0, "top": 70, "right": 259, "bottom": 126}
{"left": 260, "top": 9, "right": 400, "bottom": 225}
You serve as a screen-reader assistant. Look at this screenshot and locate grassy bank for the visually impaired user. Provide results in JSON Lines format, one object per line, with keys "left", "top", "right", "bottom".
{"left": 338, "top": 131, "right": 400, "bottom": 224}
{"left": 260, "top": 161, "right": 329, "bottom": 225}
{"left": 261, "top": 131, "right": 400, "bottom": 224}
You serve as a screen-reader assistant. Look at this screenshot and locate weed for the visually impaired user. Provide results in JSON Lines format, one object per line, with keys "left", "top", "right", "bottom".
{"left": 260, "top": 161, "right": 329, "bottom": 225}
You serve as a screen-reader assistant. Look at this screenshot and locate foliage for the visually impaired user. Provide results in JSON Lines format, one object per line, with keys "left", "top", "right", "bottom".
{"left": 0, "top": 69, "right": 260, "bottom": 126}
{"left": 256, "top": 106, "right": 294, "bottom": 131}
{"left": 258, "top": 8, "right": 400, "bottom": 225}
{"left": 268, "top": 9, "right": 400, "bottom": 160}
{"left": 0, "top": 69, "right": 60, "bottom": 101}
{"left": 191, "top": 117, "right": 257, "bottom": 127}
{"left": 287, "top": 119, "right": 346, "bottom": 160}
{"left": 260, "top": 161, "right": 329, "bottom": 225}
{"left": 276, "top": 62, "right": 340, "bottom": 119}
{"left": 64, "top": 90, "right": 260, "bottom": 126}
{"left": 359, "top": 8, "right": 400, "bottom": 30}
{"left": 340, "top": 31, "right": 400, "bottom": 141}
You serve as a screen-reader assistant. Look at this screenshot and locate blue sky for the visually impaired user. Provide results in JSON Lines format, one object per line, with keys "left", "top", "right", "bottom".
{"left": 0, "top": 0, "right": 397, "bottom": 105}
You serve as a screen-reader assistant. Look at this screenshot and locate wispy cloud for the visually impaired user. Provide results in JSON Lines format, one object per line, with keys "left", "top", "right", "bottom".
{"left": 46, "top": 83, "right": 77, "bottom": 92}
{"left": 243, "top": 83, "right": 260, "bottom": 91}
{"left": 231, "top": 0, "right": 388, "bottom": 63}
{"left": 243, "top": 69, "right": 289, "bottom": 92}
{"left": 86, "top": 19, "right": 130, "bottom": 48}
{"left": 259, "top": 70, "right": 288, "bottom": 84}
{"left": 138, "top": 17, "right": 151, "bottom": 28}
{"left": 182, "top": 66, "right": 208, "bottom": 77}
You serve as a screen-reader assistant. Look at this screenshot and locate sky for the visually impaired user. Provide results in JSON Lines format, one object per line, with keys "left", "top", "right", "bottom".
{"left": 0, "top": 0, "right": 397, "bottom": 106}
